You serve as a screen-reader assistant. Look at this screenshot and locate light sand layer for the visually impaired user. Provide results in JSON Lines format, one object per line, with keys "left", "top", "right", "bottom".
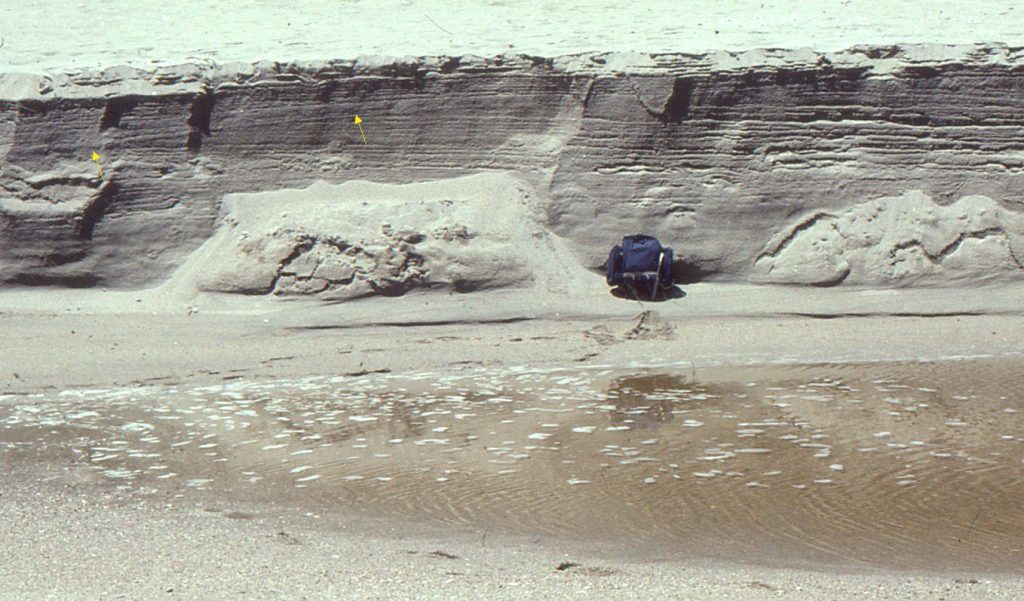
{"left": 2, "top": 283, "right": 1023, "bottom": 393}
{"left": 4, "top": 1, "right": 1024, "bottom": 73}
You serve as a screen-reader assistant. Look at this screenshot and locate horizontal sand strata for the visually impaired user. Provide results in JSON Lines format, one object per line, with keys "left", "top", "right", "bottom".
{"left": 3, "top": 45, "right": 1024, "bottom": 292}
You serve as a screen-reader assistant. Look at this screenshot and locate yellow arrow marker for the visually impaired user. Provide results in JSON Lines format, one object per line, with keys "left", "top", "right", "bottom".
{"left": 354, "top": 115, "right": 367, "bottom": 144}
{"left": 91, "top": 151, "right": 103, "bottom": 178}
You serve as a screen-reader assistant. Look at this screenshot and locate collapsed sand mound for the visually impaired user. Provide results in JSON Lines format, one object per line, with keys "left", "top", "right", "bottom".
{"left": 753, "top": 191, "right": 1024, "bottom": 286}
{"left": 165, "top": 172, "right": 591, "bottom": 300}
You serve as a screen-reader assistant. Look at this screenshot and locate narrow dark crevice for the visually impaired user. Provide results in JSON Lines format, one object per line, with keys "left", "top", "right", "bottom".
{"left": 186, "top": 91, "right": 215, "bottom": 152}
{"left": 78, "top": 181, "right": 118, "bottom": 241}
{"left": 438, "top": 56, "right": 461, "bottom": 74}
{"left": 412, "top": 70, "right": 428, "bottom": 91}
{"left": 661, "top": 77, "right": 695, "bottom": 124}
{"left": 289, "top": 316, "right": 535, "bottom": 330}
{"left": 268, "top": 240, "right": 316, "bottom": 294}
{"left": 891, "top": 227, "right": 1024, "bottom": 269}
{"left": 100, "top": 97, "right": 136, "bottom": 131}
{"left": 756, "top": 211, "right": 839, "bottom": 260}
{"left": 316, "top": 80, "right": 336, "bottom": 103}
{"left": 579, "top": 77, "right": 596, "bottom": 112}
{"left": 16, "top": 99, "right": 51, "bottom": 117}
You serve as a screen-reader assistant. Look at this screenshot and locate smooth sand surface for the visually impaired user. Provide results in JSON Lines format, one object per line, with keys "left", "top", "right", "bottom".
{"left": 3, "top": 1, "right": 1024, "bottom": 73}
{"left": 2, "top": 283, "right": 1023, "bottom": 393}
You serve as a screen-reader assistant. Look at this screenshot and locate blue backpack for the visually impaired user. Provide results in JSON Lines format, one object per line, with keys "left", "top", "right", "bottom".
{"left": 605, "top": 235, "right": 674, "bottom": 298}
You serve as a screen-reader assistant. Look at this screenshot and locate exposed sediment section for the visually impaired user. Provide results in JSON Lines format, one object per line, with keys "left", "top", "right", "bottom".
{"left": 2, "top": 44, "right": 1024, "bottom": 292}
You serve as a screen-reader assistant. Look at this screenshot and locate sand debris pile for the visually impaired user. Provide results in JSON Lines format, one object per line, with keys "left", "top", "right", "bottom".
{"left": 170, "top": 172, "right": 587, "bottom": 299}
{"left": 753, "top": 191, "right": 1024, "bottom": 286}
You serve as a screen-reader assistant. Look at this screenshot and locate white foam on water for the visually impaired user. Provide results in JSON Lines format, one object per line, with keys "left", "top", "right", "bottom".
{"left": 698, "top": 453, "right": 735, "bottom": 461}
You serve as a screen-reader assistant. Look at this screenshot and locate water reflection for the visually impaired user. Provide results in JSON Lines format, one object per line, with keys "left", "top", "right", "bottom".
{"left": 1, "top": 360, "right": 1022, "bottom": 571}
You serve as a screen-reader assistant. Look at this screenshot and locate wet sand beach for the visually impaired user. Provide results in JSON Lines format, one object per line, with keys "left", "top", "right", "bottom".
{"left": 4, "top": 358, "right": 1024, "bottom": 572}
{"left": 2, "top": 286, "right": 1024, "bottom": 598}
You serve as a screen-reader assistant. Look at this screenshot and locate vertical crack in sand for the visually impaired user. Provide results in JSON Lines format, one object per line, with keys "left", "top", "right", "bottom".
{"left": 186, "top": 89, "right": 215, "bottom": 153}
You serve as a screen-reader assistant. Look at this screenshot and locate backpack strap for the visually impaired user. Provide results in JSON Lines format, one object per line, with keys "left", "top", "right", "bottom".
{"left": 652, "top": 251, "right": 664, "bottom": 299}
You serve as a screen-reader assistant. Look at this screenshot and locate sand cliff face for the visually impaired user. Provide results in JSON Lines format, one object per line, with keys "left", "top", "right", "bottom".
{"left": 2, "top": 44, "right": 1024, "bottom": 293}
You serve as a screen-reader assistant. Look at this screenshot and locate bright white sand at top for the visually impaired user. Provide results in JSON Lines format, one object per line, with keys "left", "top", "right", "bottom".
{"left": 1, "top": 0, "right": 1022, "bottom": 73}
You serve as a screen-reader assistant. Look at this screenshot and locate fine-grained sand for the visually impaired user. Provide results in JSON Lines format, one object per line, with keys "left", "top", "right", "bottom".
{"left": 2, "top": 286, "right": 1024, "bottom": 599}
{"left": 3, "top": 470, "right": 1022, "bottom": 601}
{"left": 4, "top": 0, "right": 1024, "bottom": 73}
